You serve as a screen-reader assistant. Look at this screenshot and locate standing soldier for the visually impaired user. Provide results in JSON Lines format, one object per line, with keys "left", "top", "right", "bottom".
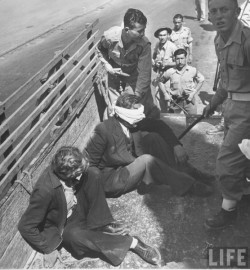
{"left": 160, "top": 48, "right": 204, "bottom": 115}
{"left": 152, "top": 27, "right": 177, "bottom": 72}
{"left": 152, "top": 27, "right": 177, "bottom": 110}
{"left": 203, "top": 0, "right": 250, "bottom": 229}
{"left": 171, "top": 14, "right": 193, "bottom": 64}
{"left": 97, "top": 8, "right": 160, "bottom": 119}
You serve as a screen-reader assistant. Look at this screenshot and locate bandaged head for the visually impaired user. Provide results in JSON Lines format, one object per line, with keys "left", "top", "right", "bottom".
{"left": 114, "top": 94, "right": 145, "bottom": 125}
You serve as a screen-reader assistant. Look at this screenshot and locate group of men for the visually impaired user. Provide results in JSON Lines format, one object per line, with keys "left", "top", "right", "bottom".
{"left": 152, "top": 13, "right": 204, "bottom": 115}
{"left": 18, "top": 0, "right": 250, "bottom": 268}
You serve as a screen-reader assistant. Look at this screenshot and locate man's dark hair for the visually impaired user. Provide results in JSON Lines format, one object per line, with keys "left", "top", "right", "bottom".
{"left": 174, "top": 48, "right": 187, "bottom": 57}
{"left": 208, "top": 0, "right": 238, "bottom": 8}
{"left": 124, "top": 8, "right": 147, "bottom": 29}
{"left": 173, "top": 14, "right": 183, "bottom": 21}
{"left": 52, "top": 146, "right": 89, "bottom": 178}
{"left": 116, "top": 93, "right": 140, "bottom": 109}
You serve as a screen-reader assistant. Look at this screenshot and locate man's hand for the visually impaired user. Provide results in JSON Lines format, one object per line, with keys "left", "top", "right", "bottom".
{"left": 174, "top": 145, "right": 189, "bottom": 165}
{"left": 104, "top": 62, "right": 116, "bottom": 75}
{"left": 43, "top": 250, "right": 60, "bottom": 268}
{"left": 187, "top": 92, "right": 195, "bottom": 102}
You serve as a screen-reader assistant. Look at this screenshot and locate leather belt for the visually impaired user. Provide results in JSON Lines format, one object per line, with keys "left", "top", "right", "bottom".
{"left": 227, "top": 92, "right": 250, "bottom": 101}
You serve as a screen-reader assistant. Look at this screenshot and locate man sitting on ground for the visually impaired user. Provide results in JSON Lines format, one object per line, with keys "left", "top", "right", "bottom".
{"left": 18, "top": 146, "right": 161, "bottom": 267}
{"left": 86, "top": 93, "right": 213, "bottom": 198}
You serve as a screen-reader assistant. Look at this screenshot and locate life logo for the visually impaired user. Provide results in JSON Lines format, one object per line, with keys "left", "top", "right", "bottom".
{"left": 207, "top": 247, "right": 248, "bottom": 268}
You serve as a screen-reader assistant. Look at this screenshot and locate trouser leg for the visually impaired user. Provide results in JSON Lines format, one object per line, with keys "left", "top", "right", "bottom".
{"left": 183, "top": 98, "right": 197, "bottom": 115}
{"left": 200, "top": 0, "right": 206, "bottom": 19}
{"left": 195, "top": 0, "right": 201, "bottom": 19}
{"left": 73, "top": 167, "right": 114, "bottom": 229}
{"left": 217, "top": 100, "right": 250, "bottom": 201}
{"left": 62, "top": 222, "right": 132, "bottom": 266}
{"left": 102, "top": 153, "right": 194, "bottom": 197}
{"left": 107, "top": 74, "right": 122, "bottom": 115}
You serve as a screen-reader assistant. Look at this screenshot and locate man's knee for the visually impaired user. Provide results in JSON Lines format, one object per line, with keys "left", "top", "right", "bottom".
{"left": 137, "top": 154, "right": 156, "bottom": 165}
{"left": 63, "top": 227, "right": 89, "bottom": 258}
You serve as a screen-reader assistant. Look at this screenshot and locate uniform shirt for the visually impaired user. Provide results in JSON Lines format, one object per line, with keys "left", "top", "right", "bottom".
{"left": 162, "top": 65, "right": 204, "bottom": 96}
{"left": 170, "top": 26, "right": 193, "bottom": 50}
{"left": 97, "top": 26, "right": 152, "bottom": 97}
{"left": 152, "top": 40, "right": 177, "bottom": 66}
{"left": 215, "top": 20, "right": 250, "bottom": 103}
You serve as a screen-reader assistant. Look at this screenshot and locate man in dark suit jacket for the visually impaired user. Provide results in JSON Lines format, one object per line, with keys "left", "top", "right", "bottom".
{"left": 86, "top": 94, "right": 213, "bottom": 198}
{"left": 18, "top": 146, "right": 161, "bottom": 267}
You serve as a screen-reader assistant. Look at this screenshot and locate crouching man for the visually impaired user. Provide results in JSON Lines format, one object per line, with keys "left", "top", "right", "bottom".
{"left": 18, "top": 146, "right": 161, "bottom": 267}
{"left": 86, "top": 93, "right": 213, "bottom": 198}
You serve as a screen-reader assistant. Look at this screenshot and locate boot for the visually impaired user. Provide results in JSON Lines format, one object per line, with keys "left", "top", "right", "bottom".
{"left": 205, "top": 208, "right": 237, "bottom": 230}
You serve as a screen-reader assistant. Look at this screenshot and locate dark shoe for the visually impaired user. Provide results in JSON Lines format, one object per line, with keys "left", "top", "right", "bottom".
{"left": 137, "top": 182, "right": 155, "bottom": 195}
{"left": 189, "top": 181, "right": 213, "bottom": 197}
{"left": 95, "top": 221, "right": 129, "bottom": 235}
{"left": 132, "top": 236, "right": 161, "bottom": 265}
{"left": 205, "top": 208, "right": 237, "bottom": 230}
{"left": 206, "top": 124, "right": 224, "bottom": 135}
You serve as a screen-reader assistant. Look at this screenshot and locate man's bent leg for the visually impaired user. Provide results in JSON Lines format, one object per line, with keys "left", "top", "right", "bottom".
{"left": 62, "top": 223, "right": 132, "bottom": 266}
{"left": 124, "top": 154, "right": 195, "bottom": 196}
{"left": 76, "top": 167, "right": 114, "bottom": 229}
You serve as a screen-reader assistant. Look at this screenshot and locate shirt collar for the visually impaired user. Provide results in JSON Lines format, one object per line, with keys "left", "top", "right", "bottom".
{"left": 161, "top": 40, "right": 171, "bottom": 50}
{"left": 175, "top": 64, "right": 189, "bottom": 74}
{"left": 215, "top": 20, "right": 243, "bottom": 48}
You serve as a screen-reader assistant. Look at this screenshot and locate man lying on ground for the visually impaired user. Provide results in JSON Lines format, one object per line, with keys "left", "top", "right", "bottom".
{"left": 18, "top": 146, "right": 161, "bottom": 267}
{"left": 86, "top": 93, "right": 213, "bottom": 198}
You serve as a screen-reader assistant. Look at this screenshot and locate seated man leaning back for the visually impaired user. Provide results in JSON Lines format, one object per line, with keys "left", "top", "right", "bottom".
{"left": 18, "top": 146, "right": 161, "bottom": 267}
{"left": 86, "top": 93, "right": 213, "bottom": 198}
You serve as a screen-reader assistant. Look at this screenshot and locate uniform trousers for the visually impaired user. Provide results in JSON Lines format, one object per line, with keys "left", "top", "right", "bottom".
{"left": 62, "top": 169, "right": 132, "bottom": 266}
{"left": 94, "top": 132, "right": 195, "bottom": 198}
{"left": 172, "top": 97, "right": 197, "bottom": 115}
{"left": 195, "top": 0, "right": 206, "bottom": 20}
{"left": 217, "top": 99, "right": 250, "bottom": 201}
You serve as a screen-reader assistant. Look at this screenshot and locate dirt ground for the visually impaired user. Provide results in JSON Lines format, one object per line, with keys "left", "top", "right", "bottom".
{"left": 2, "top": 0, "right": 250, "bottom": 268}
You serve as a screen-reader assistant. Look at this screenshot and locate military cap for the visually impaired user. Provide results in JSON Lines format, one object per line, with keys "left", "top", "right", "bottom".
{"left": 154, "top": 27, "right": 172, "bottom": 37}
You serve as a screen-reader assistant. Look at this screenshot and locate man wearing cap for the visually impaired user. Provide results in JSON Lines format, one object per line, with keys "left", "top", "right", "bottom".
{"left": 152, "top": 27, "right": 177, "bottom": 73}
{"left": 171, "top": 14, "right": 193, "bottom": 64}
{"left": 152, "top": 27, "right": 177, "bottom": 111}
{"left": 160, "top": 48, "right": 204, "bottom": 115}
{"left": 97, "top": 8, "right": 159, "bottom": 119}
